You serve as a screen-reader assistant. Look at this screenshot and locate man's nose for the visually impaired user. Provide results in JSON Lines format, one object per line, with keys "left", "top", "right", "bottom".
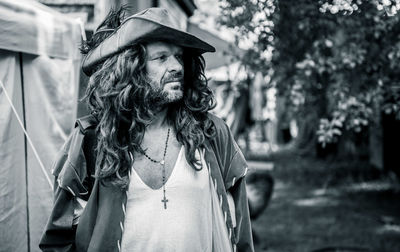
{"left": 167, "top": 55, "right": 183, "bottom": 73}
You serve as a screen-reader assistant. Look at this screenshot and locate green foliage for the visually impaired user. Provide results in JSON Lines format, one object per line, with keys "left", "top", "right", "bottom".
{"left": 218, "top": 0, "right": 400, "bottom": 148}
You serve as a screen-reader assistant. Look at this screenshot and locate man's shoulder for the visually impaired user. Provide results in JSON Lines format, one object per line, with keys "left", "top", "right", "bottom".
{"left": 206, "top": 112, "right": 233, "bottom": 145}
{"left": 75, "top": 114, "right": 99, "bottom": 133}
{"left": 207, "top": 112, "right": 229, "bottom": 132}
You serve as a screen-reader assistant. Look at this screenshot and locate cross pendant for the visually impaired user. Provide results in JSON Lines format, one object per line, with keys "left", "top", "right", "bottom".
{"left": 161, "top": 195, "right": 168, "bottom": 209}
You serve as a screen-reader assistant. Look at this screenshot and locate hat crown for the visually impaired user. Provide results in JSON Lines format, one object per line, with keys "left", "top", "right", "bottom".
{"left": 82, "top": 7, "right": 215, "bottom": 76}
{"left": 131, "top": 8, "right": 179, "bottom": 30}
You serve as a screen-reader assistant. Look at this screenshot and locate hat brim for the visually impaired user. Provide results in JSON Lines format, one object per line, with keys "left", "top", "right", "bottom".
{"left": 82, "top": 17, "right": 215, "bottom": 76}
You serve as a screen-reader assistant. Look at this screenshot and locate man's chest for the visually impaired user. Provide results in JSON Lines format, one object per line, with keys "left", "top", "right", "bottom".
{"left": 132, "top": 140, "right": 182, "bottom": 189}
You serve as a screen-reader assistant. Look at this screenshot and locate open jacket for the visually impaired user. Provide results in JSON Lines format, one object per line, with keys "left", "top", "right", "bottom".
{"left": 39, "top": 113, "right": 254, "bottom": 252}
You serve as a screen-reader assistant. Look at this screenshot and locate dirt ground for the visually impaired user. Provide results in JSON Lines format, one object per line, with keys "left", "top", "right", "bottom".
{"left": 251, "top": 177, "right": 400, "bottom": 252}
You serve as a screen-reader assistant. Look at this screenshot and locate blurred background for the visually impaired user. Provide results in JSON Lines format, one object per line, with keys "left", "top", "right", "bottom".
{"left": 1, "top": 0, "right": 400, "bottom": 251}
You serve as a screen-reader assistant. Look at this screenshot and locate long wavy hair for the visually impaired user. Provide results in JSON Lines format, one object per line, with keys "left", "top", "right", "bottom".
{"left": 82, "top": 9, "right": 216, "bottom": 190}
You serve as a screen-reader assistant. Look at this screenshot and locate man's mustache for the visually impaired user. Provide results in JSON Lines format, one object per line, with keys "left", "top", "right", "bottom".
{"left": 162, "top": 72, "right": 183, "bottom": 84}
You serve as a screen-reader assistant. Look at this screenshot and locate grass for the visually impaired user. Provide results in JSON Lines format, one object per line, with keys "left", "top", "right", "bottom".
{"left": 250, "top": 151, "right": 400, "bottom": 252}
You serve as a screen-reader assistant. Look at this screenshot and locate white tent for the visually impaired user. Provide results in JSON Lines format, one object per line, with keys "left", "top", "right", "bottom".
{"left": 0, "top": 0, "right": 81, "bottom": 251}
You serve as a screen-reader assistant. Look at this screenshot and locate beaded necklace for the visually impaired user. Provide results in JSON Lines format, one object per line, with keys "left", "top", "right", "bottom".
{"left": 139, "top": 128, "right": 170, "bottom": 209}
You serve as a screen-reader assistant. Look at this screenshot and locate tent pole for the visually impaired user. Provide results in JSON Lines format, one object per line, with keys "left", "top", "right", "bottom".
{"left": 19, "top": 52, "right": 31, "bottom": 252}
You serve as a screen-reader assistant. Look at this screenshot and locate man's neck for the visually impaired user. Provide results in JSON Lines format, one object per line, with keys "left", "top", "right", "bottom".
{"left": 141, "top": 108, "right": 173, "bottom": 149}
{"left": 147, "top": 108, "right": 169, "bottom": 130}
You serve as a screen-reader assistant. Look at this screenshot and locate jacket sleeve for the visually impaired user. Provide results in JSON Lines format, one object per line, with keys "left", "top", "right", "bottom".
{"left": 226, "top": 140, "right": 254, "bottom": 252}
{"left": 210, "top": 114, "right": 255, "bottom": 252}
{"left": 229, "top": 174, "right": 254, "bottom": 252}
{"left": 39, "top": 128, "right": 90, "bottom": 252}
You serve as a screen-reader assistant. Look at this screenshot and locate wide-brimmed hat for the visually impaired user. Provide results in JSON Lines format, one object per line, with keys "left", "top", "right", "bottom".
{"left": 82, "top": 7, "right": 215, "bottom": 76}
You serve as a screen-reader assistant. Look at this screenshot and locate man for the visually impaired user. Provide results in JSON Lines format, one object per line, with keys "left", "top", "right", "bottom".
{"left": 40, "top": 7, "right": 254, "bottom": 252}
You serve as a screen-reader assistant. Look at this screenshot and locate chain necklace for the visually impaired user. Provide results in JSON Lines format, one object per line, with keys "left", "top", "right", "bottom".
{"left": 139, "top": 128, "right": 170, "bottom": 209}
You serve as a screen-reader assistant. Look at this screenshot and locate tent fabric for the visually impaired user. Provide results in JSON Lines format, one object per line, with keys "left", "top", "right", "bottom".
{"left": 0, "top": 1, "right": 82, "bottom": 251}
{"left": 0, "top": 51, "right": 28, "bottom": 252}
{"left": 0, "top": 0, "right": 81, "bottom": 60}
{"left": 24, "top": 52, "right": 80, "bottom": 251}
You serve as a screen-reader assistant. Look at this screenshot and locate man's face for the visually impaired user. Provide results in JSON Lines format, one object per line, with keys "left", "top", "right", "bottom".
{"left": 145, "top": 41, "right": 184, "bottom": 105}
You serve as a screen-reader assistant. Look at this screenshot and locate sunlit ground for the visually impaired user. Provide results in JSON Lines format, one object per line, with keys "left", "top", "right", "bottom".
{"left": 248, "top": 151, "right": 400, "bottom": 252}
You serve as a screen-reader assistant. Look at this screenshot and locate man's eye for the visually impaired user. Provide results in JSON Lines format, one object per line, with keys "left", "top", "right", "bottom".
{"left": 155, "top": 55, "right": 167, "bottom": 61}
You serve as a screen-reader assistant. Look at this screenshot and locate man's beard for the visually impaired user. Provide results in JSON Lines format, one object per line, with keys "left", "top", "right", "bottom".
{"left": 146, "top": 80, "right": 184, "bottom": 111}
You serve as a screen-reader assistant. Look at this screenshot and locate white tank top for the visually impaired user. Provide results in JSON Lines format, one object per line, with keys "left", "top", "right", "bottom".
{"left": 120, "top": 147, "right": 213, "bottom": 252}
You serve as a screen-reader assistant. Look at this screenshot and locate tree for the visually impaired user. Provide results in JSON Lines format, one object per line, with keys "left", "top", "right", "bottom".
{"left": 218, "top": 0, "right": 400, "bottom": 157}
